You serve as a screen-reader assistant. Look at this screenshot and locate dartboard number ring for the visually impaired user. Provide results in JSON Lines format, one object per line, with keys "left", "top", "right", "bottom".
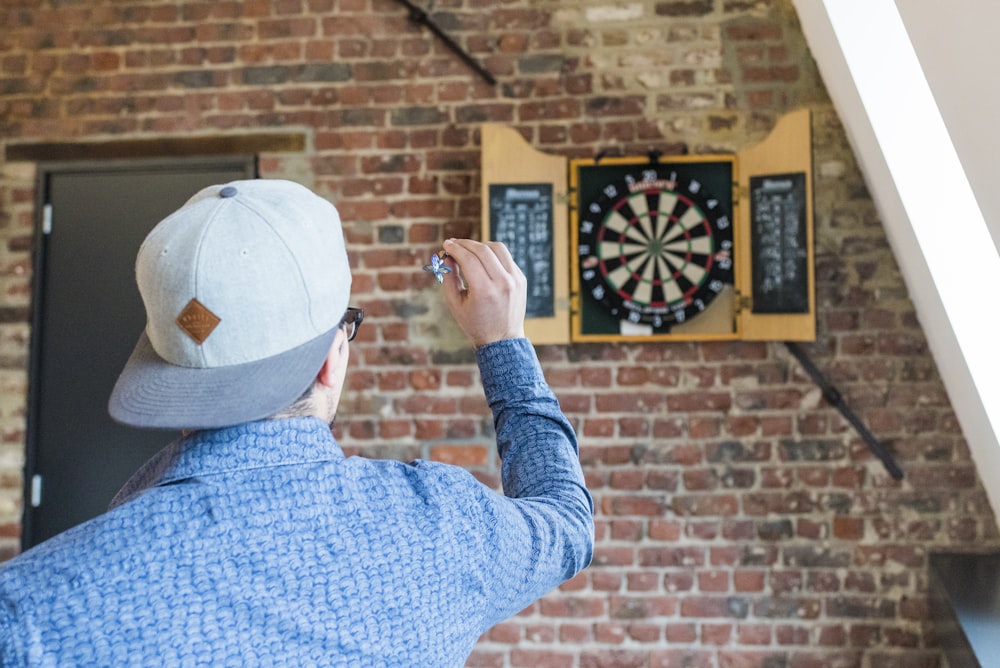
{"left": 577, "top": 167, "right": 734, "bottom": 329}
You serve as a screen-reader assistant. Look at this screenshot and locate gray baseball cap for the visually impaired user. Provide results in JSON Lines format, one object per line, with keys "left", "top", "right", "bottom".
{"left": 108, "top": 179, "right": 352, "bottom": 429}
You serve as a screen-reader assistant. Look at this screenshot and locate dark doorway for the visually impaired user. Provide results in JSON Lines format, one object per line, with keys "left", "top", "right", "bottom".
{"left": 23, "top": 157, "right": 257, "bottom": 548}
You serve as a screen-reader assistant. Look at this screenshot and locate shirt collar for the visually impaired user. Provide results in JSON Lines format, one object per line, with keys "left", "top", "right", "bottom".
{"left": 111, "top": 417, "right": 344, "bottom": 508}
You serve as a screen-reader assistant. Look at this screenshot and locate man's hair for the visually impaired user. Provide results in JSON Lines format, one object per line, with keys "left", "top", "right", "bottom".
{"left": 272, "top": 382, "right": 321, "bottom": 420}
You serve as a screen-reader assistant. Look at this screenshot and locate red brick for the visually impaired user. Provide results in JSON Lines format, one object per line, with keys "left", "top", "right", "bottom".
{"left": 687, "top": 520, "right": 720, "bottom": 540}
{"left": 698, "top": 570, "right": 729, "bottom": 592}
{"left": 733, "top": 570, "right": 766, "bottom": 592}
{"left": 378, "top": 420, "right": 412, "bottom": 439}
{"left": 684, "top": 468, "right": 719, "bottom": 491}
{"left": 701, "top": 623, "right": 733, "bottom": 645}
{"left": 663, "top": 571, "right": 695, "bottom": 593}
{"left": 626, "top": 622, "right": 660, "bottom": 643}
{"left": 665, "top": 623, "right": 698, "bottom": 643}
{"left": 646, "top": 470, "right": 679, "bottom": 491}
{"left": 618, "top": 417, "right": 649, "bottom": 437}
{"left": 579, "top": 649, "right": 645, "bottom": 668}
{"left": 559, "top": 623, "right": 591, "bottom": 643}
{"left": 737, "top": 624, "right": 772, "bottom": 645}
{"left": 428, "top": 444, "right": 488, "bottom": 467}
{"left": 593, "top": 622, "right": 626, "bottom": 644}
{"left": 413, "top": 419, "right": 445, "bottom": 440}
{"left": 649, "top": 519, "right": 682, "bottom": 541}
{"left": 582, "top": 419, "right": 614, "bottom": 437}
{"left": 601, "top": 495, "right": 666, "bottom": 516}
{"left": 589, "top": 571, "right": 620, "bottom": 592}
{"left": 524, "top": 623, "right": 556, "bottom": 643}
{"left": 538, "top": 596, "right": 606, "bottom": 618}
{"left": 592, "top": 546, "right": 634, "bottom": 567}
{"left": 649, "top": 649, "right": 713, "bottom": 668}
{"left": 639, "top": 546, "right": 705, "bottom": 568}
{"left": 596, "top": 392, "right": 667, "bottom": 413}
{"left": 510, "top": 649, "right": 573, "bottom": 668}
{"left": 580, "top": 367, "right": 612, "bottom": 387}
{"left": 627, "top": 572, "right": 657, "bottom": 592}
{"left": 832, "top": 516, "right": 864, "bottom": 540}
{"left": 609, "top": 470, "right": 643, "bottom": 490}
{"left": 682, "top": 596, "right": 747, "bottom": 619}
{"left": 671, "top": 494, "right": 739, "bottom": 517}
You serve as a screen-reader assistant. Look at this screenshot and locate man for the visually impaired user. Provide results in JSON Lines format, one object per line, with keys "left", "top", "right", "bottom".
{"left": 0, "top": 179, "right": 593, "bottom": 666}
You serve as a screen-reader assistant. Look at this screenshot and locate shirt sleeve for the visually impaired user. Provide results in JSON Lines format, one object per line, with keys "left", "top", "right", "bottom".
{"left": 474, "top": 337, "right": 594, "bottom": 625}
{"left": 0, "top": 602, "right": 22, "bottom": 667}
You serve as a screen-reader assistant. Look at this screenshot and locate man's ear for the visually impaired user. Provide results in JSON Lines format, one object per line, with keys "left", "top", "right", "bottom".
{"left": 315, "top": 330, "right": 346, "bottom": 388}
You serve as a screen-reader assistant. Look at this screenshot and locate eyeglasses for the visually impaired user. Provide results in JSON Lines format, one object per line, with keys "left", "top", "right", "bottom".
{"left": 341, "top": 306, "right": 364, "bottom": 342}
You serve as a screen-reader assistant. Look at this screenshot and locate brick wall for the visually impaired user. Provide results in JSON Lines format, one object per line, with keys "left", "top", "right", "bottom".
{"left": 1, "top": 1, "right": 996, "bottom": 666}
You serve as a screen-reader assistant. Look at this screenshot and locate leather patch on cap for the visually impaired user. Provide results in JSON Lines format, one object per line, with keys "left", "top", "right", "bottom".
{"left": 176, "top": 298, "right": 221, "bottom": 344}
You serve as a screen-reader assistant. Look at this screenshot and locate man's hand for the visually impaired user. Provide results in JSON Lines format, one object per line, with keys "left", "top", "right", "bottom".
{"left": 440, "top": 239, "right": 527, "bottom": 348}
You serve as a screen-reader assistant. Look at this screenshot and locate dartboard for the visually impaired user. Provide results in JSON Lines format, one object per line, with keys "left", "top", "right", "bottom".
{"left": 577, "top": 167, "right": 734, "bottom": 329}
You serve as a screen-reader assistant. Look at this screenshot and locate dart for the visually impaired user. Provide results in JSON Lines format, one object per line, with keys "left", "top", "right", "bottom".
{"left": 422, "top": 251, "right": 452, "bottom": 283}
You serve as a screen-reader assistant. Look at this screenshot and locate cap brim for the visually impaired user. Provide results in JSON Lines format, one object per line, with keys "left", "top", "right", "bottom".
{"left": 108, "top": 327, "right": 338, "bottom": 430}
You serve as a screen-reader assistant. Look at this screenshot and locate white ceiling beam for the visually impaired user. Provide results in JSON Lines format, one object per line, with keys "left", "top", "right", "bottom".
{"left": 792, "top": 0, "right": 1000, "bottom": 519}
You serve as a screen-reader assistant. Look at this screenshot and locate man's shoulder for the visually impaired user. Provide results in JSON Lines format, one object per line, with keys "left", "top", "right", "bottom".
{"left": 351, "top": 455, "right": 492, "bottom": 493}
{"left": 0, "top": 502, "right": 143, "bottom": 602}
{"left": 0, "top": 533, "right": 77, "bottom": 621}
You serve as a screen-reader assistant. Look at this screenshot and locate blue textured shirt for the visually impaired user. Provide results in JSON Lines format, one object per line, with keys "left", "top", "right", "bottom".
{"left": 0, "top": 338, "right": 593, "bottom": 667}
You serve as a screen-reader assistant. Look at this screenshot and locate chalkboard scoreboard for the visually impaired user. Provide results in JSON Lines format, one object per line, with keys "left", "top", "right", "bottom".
{"left": 487, "top": 183, "right": 555, "bottom": 318}
{"left": 749, "top": 172, "right": 809, "bottom": 314}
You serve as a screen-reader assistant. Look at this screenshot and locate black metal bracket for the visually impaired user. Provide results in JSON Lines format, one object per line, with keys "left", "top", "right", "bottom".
{"left": 392, "top": 0, "right": 497, "bottom": 86}
{"left": 785, "top": 341, "right": 904, "bottom": 480}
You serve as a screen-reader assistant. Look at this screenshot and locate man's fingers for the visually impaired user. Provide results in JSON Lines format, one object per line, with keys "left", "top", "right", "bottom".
{"left": 445, "top": 239, "right": 523, "bottom": 279}
{"left": 442, "top": 238, "right": 486, "bottom": 281}
{"left": 439, "top": 249, "right": 467, "bottom": 309}
{"left": 436, "top": 238, "right": 528, "bottom": 347}
{"left": 483, "top": 241, "right": 522, "bottom": 279}
{"left": 443, "top": 238, "right": 507, "bottom": 286}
